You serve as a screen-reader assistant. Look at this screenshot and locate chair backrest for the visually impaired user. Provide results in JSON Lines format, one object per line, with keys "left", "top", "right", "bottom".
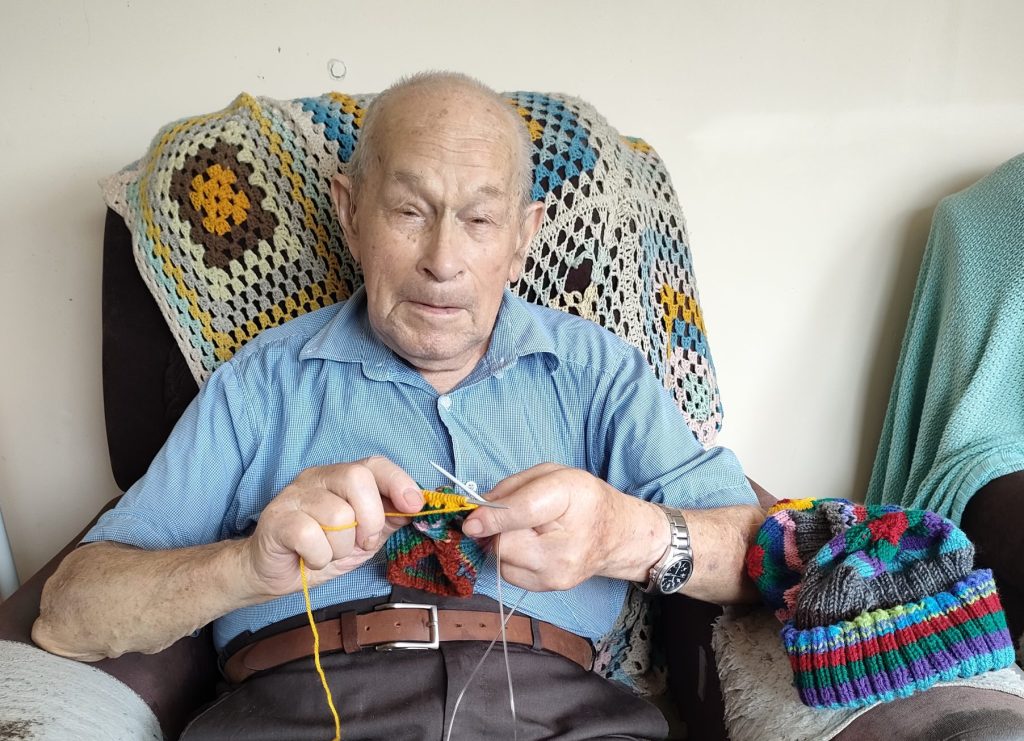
{"left": 102, "top": 90, "right": 724, "bottom": 489}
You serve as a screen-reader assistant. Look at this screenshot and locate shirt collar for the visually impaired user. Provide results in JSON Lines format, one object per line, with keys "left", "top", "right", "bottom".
{"left": 299, "top": 286, "right": 560, "bottom": 381}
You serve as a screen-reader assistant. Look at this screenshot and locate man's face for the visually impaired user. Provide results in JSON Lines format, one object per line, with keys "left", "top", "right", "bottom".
{"left": 332, "top": 89, "right": 543, "bottom": 389}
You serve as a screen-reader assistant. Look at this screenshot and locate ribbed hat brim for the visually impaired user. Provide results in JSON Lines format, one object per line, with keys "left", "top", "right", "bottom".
{"left": 781, "top": 569, "right": 1015, "bottom": 709}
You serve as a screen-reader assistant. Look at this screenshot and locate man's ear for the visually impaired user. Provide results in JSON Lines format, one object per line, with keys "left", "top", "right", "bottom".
{"left": 331, "top": 173, "right": 361, "bottom": 263}
{"left": 508, "top": 200, "right": 545, "bottom": 282}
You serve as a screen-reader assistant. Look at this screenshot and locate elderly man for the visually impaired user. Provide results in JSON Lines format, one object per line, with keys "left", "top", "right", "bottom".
{"left": 33, "top": 72, "right": 762, "bottom": 739}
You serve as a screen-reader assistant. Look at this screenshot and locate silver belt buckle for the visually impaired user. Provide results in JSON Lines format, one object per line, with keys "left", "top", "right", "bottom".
{"left": 373, "top": 603, "right": 440, "bottom": 651}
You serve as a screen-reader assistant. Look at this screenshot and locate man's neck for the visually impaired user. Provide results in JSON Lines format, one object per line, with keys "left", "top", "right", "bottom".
{"left": 416, "top": 350, "right": 487, "bottom": 394}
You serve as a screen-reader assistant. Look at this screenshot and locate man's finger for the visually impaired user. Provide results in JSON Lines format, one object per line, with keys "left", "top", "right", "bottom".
{"left": 297, "top": 494, "right": 361, "bottom": 554}
{"left": 273, "top": 511, "right": 337, "bottom": 571}
{"left": 496, "top": 561, "right": 542, "bottom": 592}
{"left": 462, "top": 479, "right": 568, "bottom": 538}
{"left": 316, "top": 457, "right": 422, "bottom": 549}
{"left": 485, "top": 463, "right": 564, "bottom": 502}
{"left": 361, "top": 456, "right": 424, "bottom": 513}
{"left": 492, "top": 531, "right": 547, "bottom": 573}
{"left": 317, "top": 464, "right": 387, "bottom": 549}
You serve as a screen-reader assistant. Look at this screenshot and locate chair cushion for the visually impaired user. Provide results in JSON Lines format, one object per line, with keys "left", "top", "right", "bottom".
{"left": 0, "top": 640, "right": 162, "bottom": 740}
{"left": 712, "top": 607, "right": 1024, "bottom": 741}
{"left": 101, "top": 90, "right": 725, "bottom": 447}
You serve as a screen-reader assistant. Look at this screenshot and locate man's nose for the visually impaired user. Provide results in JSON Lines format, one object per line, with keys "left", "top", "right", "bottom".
{"left": 418, "top": 215, "right": 465, "bottom": 282}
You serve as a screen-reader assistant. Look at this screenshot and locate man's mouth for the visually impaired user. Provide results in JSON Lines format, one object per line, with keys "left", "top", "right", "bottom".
{"left": 407, "top": 300, "right": 463, "bottom": 316}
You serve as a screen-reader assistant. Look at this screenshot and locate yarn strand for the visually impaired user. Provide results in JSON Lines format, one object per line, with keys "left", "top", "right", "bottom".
{"left": 298, "top": 488, "right": 483, "bottom": 740}
{"left": 445, "top": 539, "right": 525, "bottom": 741}
{"left": 300, "top": 558, "right": 341, "bottom": 741}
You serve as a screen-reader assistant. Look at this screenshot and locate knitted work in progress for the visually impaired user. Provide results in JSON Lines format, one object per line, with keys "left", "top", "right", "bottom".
{"left": 385, "top": 487, "right": 487, "bottom": 597}
{"left": 300, "top": 488, "right": 484, "bottom": 741}
{"left": 748, "top": 501, "right": 1015, "bottom": 709}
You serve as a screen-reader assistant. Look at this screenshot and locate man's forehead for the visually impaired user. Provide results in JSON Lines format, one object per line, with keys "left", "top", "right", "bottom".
{"left": 386, "top": 169, "right": 509, "bottom": 200}
{"left": 376, "top": 91, "right": 515, "bottom": 154}
{"left": 383, "top": 84, "right": 507, "bottom": 128}
{"left": 382, "top": 117, "right": 514, "bottom": 160}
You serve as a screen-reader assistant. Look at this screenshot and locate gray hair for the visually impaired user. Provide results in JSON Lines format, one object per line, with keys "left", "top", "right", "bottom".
{"left": 347, "top": 71, "right": 535, "bottom": 210}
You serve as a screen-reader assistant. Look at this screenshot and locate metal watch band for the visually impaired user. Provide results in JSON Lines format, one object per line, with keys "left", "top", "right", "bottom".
{"left": 641, "top": 504, "right": 693, "bottom": 595}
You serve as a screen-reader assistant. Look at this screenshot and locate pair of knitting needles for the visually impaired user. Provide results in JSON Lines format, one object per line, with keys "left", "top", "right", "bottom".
{"left": 428, "top": 461, "right": 508, "bottom": 509}
{"left": 429, "top": 461, "right": 522, "bottom": 741}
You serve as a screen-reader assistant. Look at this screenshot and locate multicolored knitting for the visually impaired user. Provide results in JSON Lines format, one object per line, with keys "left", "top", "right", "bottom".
{"left": 748, "top": 501, "right": 1015, "bottom": 709}
{"left": 746, "top": 498, "right": 902, "bottom": 621}
{"left": 385, "top": 487, "right": 487, "bottom": 597}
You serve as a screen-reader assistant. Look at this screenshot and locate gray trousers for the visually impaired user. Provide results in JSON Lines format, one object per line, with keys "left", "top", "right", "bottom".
{"left": 182, "top": 590, "right": 668, "bottom": 741}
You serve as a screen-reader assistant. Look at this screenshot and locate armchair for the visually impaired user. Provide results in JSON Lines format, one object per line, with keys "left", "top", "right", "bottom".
{"left": 2, "top": 90, "right": 1023, "bottom": 741}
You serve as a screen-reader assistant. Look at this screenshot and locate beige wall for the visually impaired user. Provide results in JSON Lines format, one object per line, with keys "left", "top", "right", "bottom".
{"left": 1, "top": 0, "right": 1022, "bottom": 580}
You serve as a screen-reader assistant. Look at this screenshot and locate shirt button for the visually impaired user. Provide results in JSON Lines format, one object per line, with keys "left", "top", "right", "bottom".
{"left": 439, "top": 395, "right": 452, "bottom": 410}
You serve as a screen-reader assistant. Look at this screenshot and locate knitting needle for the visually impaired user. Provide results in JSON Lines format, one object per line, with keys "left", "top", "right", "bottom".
{"left": 429, "top": 461, "right": 508, "bottom": 509}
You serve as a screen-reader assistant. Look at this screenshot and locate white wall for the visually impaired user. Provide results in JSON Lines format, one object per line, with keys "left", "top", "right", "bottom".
{"left": 1, "top": 0, "right": 1022, "bottom": 580}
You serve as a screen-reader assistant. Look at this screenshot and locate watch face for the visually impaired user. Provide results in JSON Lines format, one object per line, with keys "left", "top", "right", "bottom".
{"left": 660, "top": 558, "right": 693, "bottom": 594}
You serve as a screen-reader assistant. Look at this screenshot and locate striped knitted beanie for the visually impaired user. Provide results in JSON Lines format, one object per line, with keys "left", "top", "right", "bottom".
{"left": 746, "top": 498, "right": 903, "bottom": 621}
{"left": 747, "top": 499, "right": 1015, "bottom": 709}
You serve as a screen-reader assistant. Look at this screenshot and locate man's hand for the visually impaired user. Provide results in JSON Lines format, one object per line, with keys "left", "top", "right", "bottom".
{"left": 245, "top": 456, "right": 424, "bottom": 597}
{"left": 460, "top": 464, "right": 668, "bottom": 591}
{"left": 461, "top": 463, "right": 765, "bottom": 603}
{"left": 32, "top": 456, "right": 426, "bottom": 661}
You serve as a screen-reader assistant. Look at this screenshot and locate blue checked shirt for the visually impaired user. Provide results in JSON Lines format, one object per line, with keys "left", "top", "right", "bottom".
{"left": 84, "top": 287, "right": 756, "bottom": 651}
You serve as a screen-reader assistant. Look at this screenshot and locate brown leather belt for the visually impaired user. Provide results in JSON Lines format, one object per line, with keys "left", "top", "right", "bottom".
{"left": 224, "top": 603, "right": 594, "bottom": 683}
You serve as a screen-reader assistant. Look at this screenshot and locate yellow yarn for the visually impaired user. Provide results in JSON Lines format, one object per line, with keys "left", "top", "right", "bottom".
{"left": 766, "top": 497, "right": 817, "bottom": 515}
{"left": 300, "top": 558, "right": 341, "bottom": 741}
{"left": 298, "top": 488, "right": 480, "bottom": 740}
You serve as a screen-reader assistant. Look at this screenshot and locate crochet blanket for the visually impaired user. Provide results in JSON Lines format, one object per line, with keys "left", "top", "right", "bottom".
{"left": 865, "top": 154, "right": 1024, "bottom": 523}
{"left": 101, "top": 90, "right": 721, "bottom": 695}
{"left": 0, "top": 640, "right": 162, "bottom": 740}
{"left": 101, "top": 90, "right": 723, "bottom": 447}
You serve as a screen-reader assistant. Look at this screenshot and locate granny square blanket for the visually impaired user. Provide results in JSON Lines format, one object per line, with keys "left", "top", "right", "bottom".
{"left": 102, "top": 90, "right": 724, "bottom": 447}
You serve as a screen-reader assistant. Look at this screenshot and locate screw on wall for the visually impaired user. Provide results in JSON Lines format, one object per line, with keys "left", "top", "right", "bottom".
{"left": 327, "top": 59, "right": 347, "bottom": 80}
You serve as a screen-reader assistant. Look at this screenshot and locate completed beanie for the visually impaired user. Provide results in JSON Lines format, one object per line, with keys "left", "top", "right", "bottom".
{"left": 747, "top": 500, "right": 1015, "bottom": 709}
{"left": 746, "top": 498, "right": 903, "bottom": 621}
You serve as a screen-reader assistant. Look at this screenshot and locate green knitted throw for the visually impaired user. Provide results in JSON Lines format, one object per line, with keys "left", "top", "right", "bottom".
{"left": 866, "top": 153, "right": 1024, "bottom": 523}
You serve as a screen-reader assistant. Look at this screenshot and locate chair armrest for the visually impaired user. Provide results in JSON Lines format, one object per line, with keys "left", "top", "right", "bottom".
{"left": 962, "top": 470, "right": 1024, "bottom": 639}
{"left": 658, "top": 476, "right": 775, "bottom": 740}
{"left": 0, "top": 496, "right": 219, "bottom": 740}
{"left": 747, "top": 477, "right": 776, "bottom": 509}
{"left": 661, "top": 593, "right": 727, "bottom": 740}
{"left": 834, "top": 684, "right": 1024, "bottom": 740}
{"left": 0, "top": 496, "right": 118, "bottom": 644}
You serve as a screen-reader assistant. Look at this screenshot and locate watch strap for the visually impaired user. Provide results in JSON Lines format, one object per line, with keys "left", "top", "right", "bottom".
{"left": 641, "top": 504, "right": 692, "bottom": 594}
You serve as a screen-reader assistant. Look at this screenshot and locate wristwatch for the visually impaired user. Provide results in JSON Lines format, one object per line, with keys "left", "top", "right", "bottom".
{"left": 641, "top": 504, "right": 693, "bottom": 595}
